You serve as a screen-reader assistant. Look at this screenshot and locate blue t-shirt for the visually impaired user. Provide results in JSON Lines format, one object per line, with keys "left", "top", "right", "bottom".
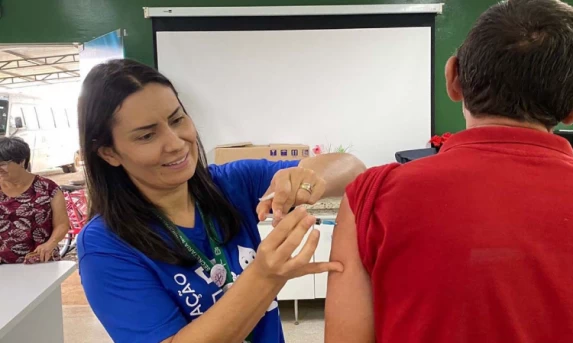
{"left": 77, "top": 159, "right": 300, "bottom": 343}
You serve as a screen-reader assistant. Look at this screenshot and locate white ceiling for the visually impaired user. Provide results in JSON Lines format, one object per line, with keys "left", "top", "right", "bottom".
{"left": 0, "top": 44, "right": 81, "bottom": 89}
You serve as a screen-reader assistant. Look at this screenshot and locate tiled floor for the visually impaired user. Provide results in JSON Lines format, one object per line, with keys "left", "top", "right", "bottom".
{"left": 63, "top": 306, "right": 112, "bottom": 343}
{"left": 280, "top": 300, "right": 327, "bottom": 343}
{"left": 44, "top": 169, "right": 85, "bottom": 186}
{"left": 62, "top": 271, "right": 326, "bottom": 343}
{"left": 62, "top": 271, "right": 112, "bottom": 342}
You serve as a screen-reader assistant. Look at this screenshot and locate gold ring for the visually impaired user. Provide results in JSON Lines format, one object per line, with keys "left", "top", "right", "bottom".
{"left": 300, "top": 183, "right": 313, "bottom": 194}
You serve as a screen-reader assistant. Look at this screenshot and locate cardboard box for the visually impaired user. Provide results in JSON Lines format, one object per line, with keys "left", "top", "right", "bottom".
{"left": 214, "top": 142, "right": 310, "bottom": 165}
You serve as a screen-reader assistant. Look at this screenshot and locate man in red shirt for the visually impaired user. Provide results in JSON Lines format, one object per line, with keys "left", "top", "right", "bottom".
{"left": 325, "top": 0, "right": 573, "bottom": 342}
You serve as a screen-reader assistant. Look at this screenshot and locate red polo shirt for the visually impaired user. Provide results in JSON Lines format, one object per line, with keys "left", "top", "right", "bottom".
{"left": 346, "top": 126, "right": 573, "bottom": 343}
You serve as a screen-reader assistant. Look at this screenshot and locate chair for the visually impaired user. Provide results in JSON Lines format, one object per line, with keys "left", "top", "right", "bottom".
{"left": 395, "top": 148, "right": 437, "bottom": 164}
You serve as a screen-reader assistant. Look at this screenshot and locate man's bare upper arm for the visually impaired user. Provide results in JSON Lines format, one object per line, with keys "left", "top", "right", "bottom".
{"left": 324, "top": 194, "right": 375, "bottom": 343}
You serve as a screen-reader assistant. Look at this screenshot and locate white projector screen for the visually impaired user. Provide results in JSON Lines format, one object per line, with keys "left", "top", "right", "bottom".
{"left": 155, "top": 17, "right": 433, "bottom": 167}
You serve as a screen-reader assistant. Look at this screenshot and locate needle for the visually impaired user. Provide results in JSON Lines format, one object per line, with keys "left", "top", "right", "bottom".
{"left": 264, "top": 214, "right": 335, "bottom": 226}
{"left": 259, "top": 192, "right": 336, "bottom": 225}
{"left": 259, "top": 192, "right": 275, "bottom": 202}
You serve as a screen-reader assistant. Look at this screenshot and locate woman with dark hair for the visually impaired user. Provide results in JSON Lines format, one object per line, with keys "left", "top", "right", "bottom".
{"left": 77, "top": 59, "right": 365, "bottom": 343}
{"left": 0, "top": 137, "right": 69, "bottom": 264}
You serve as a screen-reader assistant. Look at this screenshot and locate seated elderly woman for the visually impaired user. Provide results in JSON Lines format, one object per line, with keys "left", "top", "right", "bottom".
{"left": 0, "top": 137, "right": 69, "bottom": 264}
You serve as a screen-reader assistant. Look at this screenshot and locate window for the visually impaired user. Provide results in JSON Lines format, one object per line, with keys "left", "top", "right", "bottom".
{"left": 53, "top": 107, "right": 69, "bottom": 129}
{"left": 0, "top": 100, "right": 8, "bottom": 135}
{"left": 66, "top": 108, "right": 78, "bottom": 129}
{"left": 9, "top": 105, "right": 23, "bottom": 128}
{"left": 36, "top": 105, "right": 55, "bottom": 130}
{"left": 21, "top": 105, "right": 39, "bottom": 130}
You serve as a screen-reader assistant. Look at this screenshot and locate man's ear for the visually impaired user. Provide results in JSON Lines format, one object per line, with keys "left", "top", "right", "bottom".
{"left": 562, "top": 111, "right": 573, "bottom": 126}
{"left": 445, "top": 56, "right": 463, "bottom": 102}
{"left": 97, "top": 146, "right": 121, "bottom": 167}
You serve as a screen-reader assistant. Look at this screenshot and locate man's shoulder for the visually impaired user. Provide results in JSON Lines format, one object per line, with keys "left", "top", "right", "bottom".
{"left": 349, "top": 154, "right": 462, "bottom": 197}
{"left": 353, "top": 155, "right": 448, "bottom": 186}
{"left": 386, "top": 154, "right": 448, "bottom": 179}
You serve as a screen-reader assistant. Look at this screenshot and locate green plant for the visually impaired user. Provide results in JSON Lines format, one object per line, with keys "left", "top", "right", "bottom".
{"left": 312, "top": 143, "right": 353, "bottom": 155}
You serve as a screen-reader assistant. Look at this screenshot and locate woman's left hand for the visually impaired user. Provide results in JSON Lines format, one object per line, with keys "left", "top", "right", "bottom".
{"left": 34, "top": 240, "right": 58, "bottom": 262}
{"left": 257, "top": 167, "right": 326, "bottom": 225}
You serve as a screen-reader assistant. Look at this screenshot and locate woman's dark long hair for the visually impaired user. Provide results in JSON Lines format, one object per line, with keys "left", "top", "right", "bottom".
{"left": 78, "top": 59, "right": 242, "bottom": 265}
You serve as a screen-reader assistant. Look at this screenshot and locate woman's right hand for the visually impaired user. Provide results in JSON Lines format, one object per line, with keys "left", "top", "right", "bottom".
{"left": 252, "top": 207, "right": 344, "bottom": 282}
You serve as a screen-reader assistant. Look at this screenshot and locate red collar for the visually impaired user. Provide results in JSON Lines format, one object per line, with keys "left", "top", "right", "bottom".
{"left": 440, "top": 126, "right": 573, "bottom": 157}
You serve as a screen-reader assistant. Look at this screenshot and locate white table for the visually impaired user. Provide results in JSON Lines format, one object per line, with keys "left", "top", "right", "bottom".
{"left": 0, "top": 261, "right": 77, "bottom": 343}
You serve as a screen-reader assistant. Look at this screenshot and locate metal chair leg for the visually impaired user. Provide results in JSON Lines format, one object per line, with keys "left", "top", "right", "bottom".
{"left": 294, "top": 299, "right": 299, "bottom": 325}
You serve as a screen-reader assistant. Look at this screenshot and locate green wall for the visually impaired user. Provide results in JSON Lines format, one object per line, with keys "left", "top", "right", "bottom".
{"left": 0, "top": 0, "right": 557, "bottom": 134}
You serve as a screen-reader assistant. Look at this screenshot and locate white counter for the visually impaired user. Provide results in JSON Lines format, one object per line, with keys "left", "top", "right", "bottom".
{"left": 0, "top": 261, "right": 77, "bottom": 343}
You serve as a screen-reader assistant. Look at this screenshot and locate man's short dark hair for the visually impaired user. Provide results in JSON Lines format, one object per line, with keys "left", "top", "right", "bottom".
{"left": 457, "top": 0, "right": 573, "bottom": 128}
{"left": 0, "top": 137, "right": 31, "bottom": 169}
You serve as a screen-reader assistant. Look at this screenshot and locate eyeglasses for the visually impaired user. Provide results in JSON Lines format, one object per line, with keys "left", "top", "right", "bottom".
{"left": 0, "top": 161, "right": 11, "bottom": 168}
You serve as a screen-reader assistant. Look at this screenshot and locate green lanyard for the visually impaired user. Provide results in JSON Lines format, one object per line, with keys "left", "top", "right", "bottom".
{"left": 158, "top": 204, "right": 234, "bottom": 289}
{"left": 157, "top": 204, "right": 254, "bottom": 343}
